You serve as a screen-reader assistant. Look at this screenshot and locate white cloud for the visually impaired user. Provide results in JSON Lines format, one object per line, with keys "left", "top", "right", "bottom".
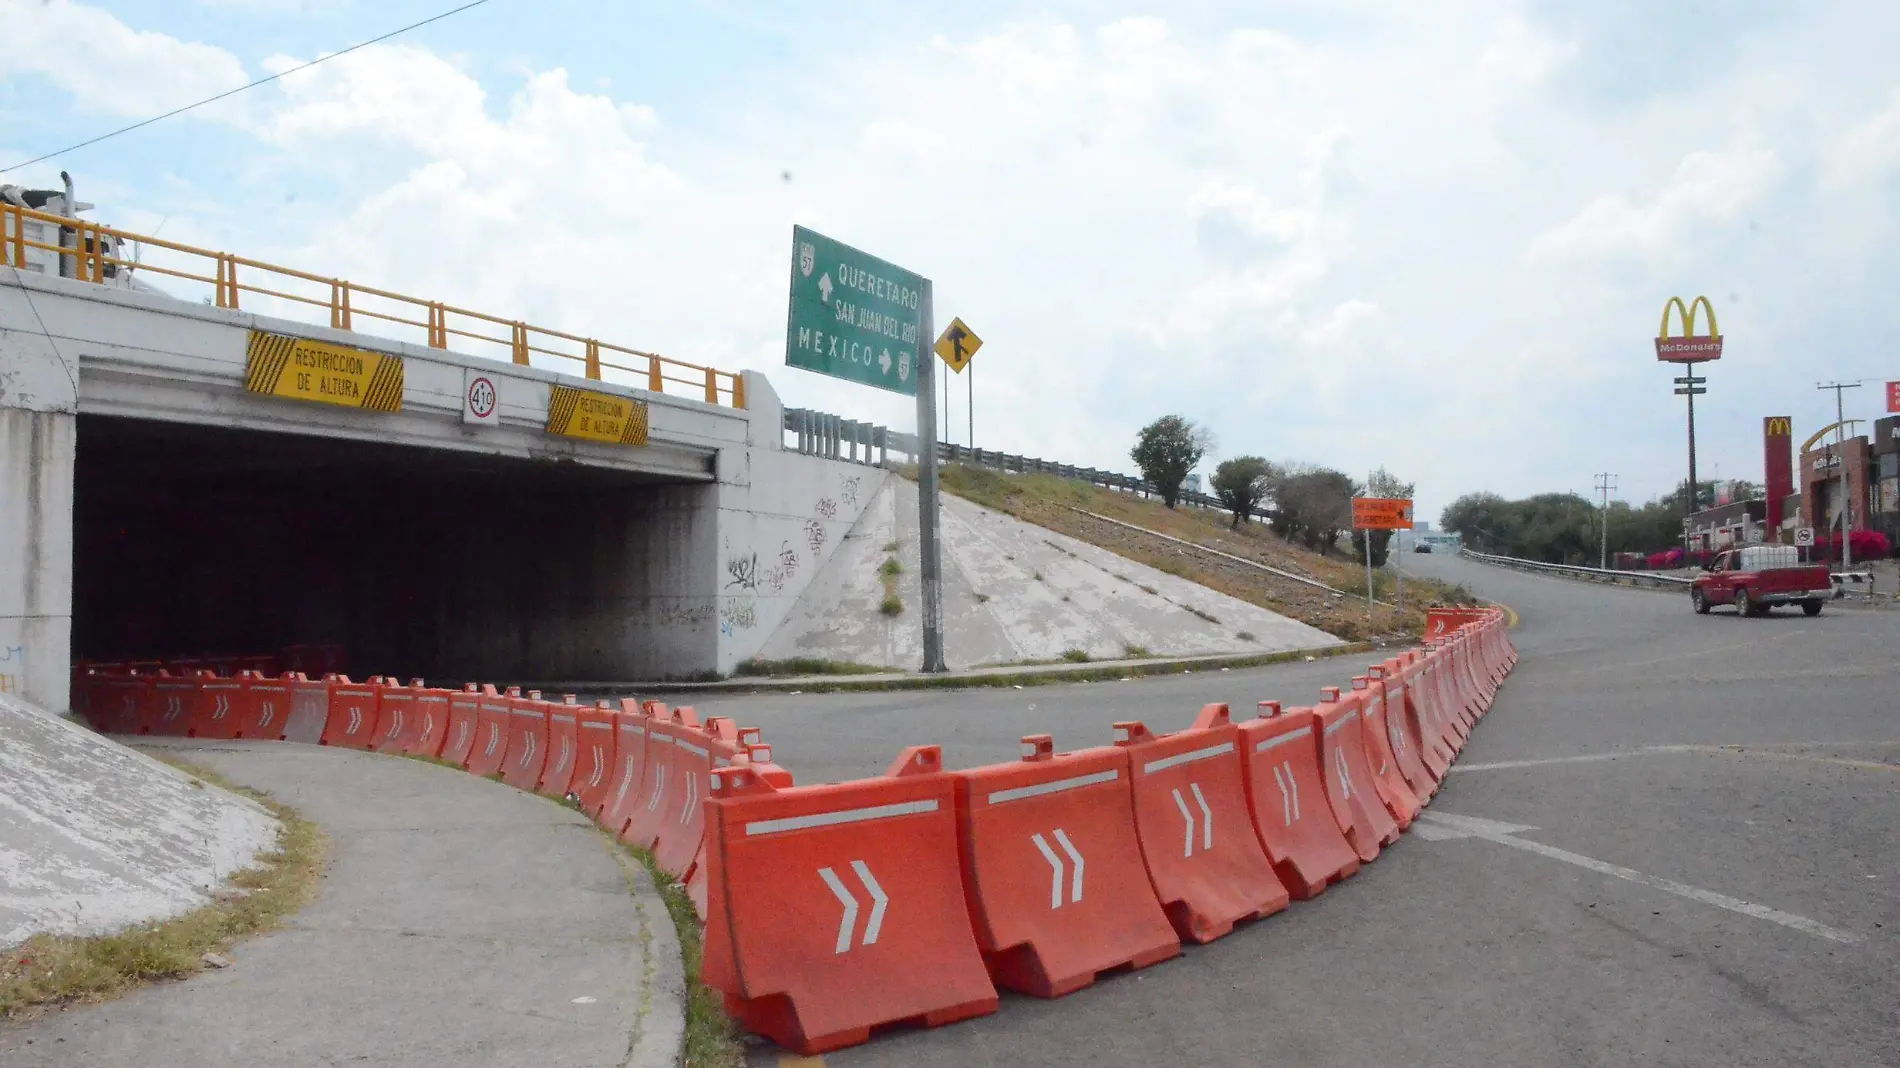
{"left": 1476, "top": 16, "right": 1577, "bottom": 93}
{"left": 1526, "top": 139, "right": 1783, "bottom": 263}
{"left": 1826, "top": 88, "right": 1900, "bottom": 187}
{"left": 0, "top": 0, "right": 248, "bottom": 117}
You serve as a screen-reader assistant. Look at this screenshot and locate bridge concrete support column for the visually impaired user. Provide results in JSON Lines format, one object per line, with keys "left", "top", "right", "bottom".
{"left": 0, "top": 313, "right": 77, "bottom": 714}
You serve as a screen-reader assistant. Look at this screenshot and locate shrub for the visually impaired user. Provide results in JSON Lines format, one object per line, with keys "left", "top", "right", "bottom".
{"left": 1061, "top": 648, "right": 1091, "bottom": 663}
{"left": 879, "top": 594, "right": 904, "bottom": 616}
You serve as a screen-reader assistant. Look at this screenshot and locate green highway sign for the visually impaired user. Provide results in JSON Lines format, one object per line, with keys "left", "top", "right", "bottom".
{"left": 785, "top": 225, "right": 925, "bottom": 395}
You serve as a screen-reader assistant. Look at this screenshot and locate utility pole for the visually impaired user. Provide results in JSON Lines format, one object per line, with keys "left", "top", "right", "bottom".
{"left": 1817, "top": 381, "right": 1863, "bottom": 569}
{"left": 1594, "top": 472, "right": 1618, "bottom": 569}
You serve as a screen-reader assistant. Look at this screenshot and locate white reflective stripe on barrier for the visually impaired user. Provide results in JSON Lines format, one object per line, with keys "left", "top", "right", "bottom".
{"left": 1323, "top": 709, "right": 1360, "bottom": 735}
{"left": 1142, "top": 741, "right": 1235, "bottom": 774}
{"left": 745, "top": 799, "right": 939, "bottom": 837}
{"left": 987, "top": 769, "right": 1120, "bottom": 805}
{"left": 1255, "top": 727, "right": 1311, "bottom": 753}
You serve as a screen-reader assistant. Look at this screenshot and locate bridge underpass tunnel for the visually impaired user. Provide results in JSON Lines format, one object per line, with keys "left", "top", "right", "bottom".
{"left": 72, "top": 415, "right": 717, "bottom": 684}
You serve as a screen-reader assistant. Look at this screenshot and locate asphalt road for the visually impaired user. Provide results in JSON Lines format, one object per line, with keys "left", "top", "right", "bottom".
{"left": 705, "top": 552, "right": 1899, "bottom": 1067}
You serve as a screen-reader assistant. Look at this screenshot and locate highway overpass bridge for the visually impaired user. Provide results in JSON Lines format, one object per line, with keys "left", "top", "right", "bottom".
{"left": 2, "top": 247, "right": 883, "bottom": 713}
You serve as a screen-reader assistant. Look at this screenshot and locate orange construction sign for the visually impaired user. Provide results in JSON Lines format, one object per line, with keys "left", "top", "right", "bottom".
{"left": 1352, "top": 497, "right": 1414, "bottom": 530}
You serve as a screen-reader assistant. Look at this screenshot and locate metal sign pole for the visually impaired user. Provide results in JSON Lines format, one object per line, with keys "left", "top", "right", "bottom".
{"left": 1364, "top": 529, "right": 1375, "bottom": 632}
{"left": 916, "top": 281, "right": 945, "bottom": 673}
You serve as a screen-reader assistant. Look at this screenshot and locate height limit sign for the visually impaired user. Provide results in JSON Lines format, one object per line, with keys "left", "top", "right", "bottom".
{"left": 785, "top": 225, "right": 925, "bottom": 395}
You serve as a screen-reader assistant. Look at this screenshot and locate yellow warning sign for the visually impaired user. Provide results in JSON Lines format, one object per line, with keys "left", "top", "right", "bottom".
{"left": 245, "top": 331, "right": 404, "bottom": 412}
{"left": 546, "top": 385, "right": 649, "bottom": 446}
{"left": 933, "top": 317, "right": 982, "bottom": 374}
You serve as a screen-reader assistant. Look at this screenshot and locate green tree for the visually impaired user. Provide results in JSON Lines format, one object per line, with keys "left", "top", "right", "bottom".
{"left": 1211, "top": 456, "right": 1275, "bottom": 528}
{"left": 1274, "top": 467, "right": 1356, "bottom": 554}
{"left": 1130, "top": 415, "right": 1213, "bottom": 509}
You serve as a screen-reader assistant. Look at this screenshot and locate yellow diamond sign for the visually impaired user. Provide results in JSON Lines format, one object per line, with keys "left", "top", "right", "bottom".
{"left": 933, "top": 317, "right": 982, "bottom": 374}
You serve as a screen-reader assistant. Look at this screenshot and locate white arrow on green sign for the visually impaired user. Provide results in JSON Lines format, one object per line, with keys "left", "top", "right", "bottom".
{"left": 785, "top": 225, "right": 926, "bottom": 396}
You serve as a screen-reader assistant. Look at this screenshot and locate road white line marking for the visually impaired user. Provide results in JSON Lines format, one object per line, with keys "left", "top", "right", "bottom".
{"left": 1416, "top": 811, "right": 1863, "bottom": 944}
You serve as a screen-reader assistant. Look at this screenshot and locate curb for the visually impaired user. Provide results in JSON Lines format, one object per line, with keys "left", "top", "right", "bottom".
{"left": 604, "top": 840, "right": 686, "bottom": 1068}
{"left": 526, "top": 641, "right": 1378, "bottom": 696}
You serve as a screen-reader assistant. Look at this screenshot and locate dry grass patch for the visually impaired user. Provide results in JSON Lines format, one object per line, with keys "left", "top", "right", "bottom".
{"left": 0, "top": 756, "right": 327, "bottom": 1021}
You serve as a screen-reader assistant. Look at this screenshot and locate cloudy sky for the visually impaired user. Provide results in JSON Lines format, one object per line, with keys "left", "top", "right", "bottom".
{"left": 5, "top": 0, "right": 1899, "bottom": 521}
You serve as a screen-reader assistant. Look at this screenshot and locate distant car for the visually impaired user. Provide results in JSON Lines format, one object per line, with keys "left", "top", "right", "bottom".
{"left": 1413, "top": 543, "right": 1433, "bottom": 553}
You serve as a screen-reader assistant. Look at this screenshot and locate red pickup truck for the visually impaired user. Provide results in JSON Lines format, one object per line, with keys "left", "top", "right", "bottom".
{"left": 1690, "top": 545, "right": 1833, "bottom": 617}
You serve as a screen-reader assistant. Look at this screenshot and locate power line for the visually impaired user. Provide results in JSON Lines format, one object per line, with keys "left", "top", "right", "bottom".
{"left": 1, "top": 0, "right": 498, "bottom": 175}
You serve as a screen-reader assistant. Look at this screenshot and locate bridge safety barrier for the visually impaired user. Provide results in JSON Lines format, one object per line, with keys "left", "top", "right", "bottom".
{"left": 72, "top": 606, "right": 1516, "bottom": 1057}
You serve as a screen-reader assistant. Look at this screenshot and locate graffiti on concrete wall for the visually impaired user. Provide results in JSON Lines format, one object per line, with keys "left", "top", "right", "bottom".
{"left": 804, "top": 518, "right": 827, "bottom": 555}
{"left": 839, "top": 475, "right": 861, "bottom": 508}
{"left": 725, "top": 551, "right": 759, "bottom": 591}
{"left": 718, "top": 597, "right": 758, "bottom": 637}
{"left": 763, "top": 540, "right": 799, "bottom": 593}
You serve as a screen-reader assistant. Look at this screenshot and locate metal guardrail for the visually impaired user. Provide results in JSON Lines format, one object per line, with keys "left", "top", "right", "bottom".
{"left": 1, "top": 200, "right": 746, "bottom": 408}
{"left": 1460, "top": 547, "right": 1694, "bottom": 588}
{"left": 780, "top": 406, "right": 1229, "bottom": 509}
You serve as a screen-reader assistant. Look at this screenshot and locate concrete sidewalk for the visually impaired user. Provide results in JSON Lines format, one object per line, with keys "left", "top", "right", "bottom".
{"left": 0, "top": 741, "right": 682, "bottom": 1068}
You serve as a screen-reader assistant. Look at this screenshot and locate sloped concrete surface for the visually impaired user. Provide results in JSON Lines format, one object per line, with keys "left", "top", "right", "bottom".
{"left": 4, "top": 740, "right": 676, "bottom": 1068}
{"left": 757, "top": 478, "right": 1343, "bottom": 669}
{"left": 0, "top": 693, "right": 278, "bottom": 948}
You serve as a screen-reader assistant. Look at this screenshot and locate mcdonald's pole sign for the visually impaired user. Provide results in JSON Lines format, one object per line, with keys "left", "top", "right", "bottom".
{"left": 1764, "top": 416, "right": 1793, "bottom": 532}
{"left": 1655, "top": 296, "right": 1723, "bottom": 363}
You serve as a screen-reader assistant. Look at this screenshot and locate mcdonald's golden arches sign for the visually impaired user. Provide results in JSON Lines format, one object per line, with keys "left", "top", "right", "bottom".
{"left": 1655, "top": 296, "right": 1723, "bottom": 363}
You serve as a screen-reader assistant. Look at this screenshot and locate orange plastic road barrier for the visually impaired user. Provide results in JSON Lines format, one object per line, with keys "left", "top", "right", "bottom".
{"left": 1442, "top": 636, "right": 1486, "bottom": 726}
{"left": 1426, "top": 647, "right": 1474, "bottom": 758}
{"left": 1369, "top": 662, "right": 1437, "bottom": 800}
{"left": 464, "top": 685, "right": 513, "bottom": 776}
{"left": 405, "top": 685, "right": 452, "bottom": 758}
{"left": 1391, "top": 653, "right": 1454, "bottom": 780}
{"left": 319, "top": 675, "right": 382, "bottom": 748}
{"left": 102, "top": 671, "right": 155, "bottom": 735}
{"left": 598, "top": 700, "right": 654, "bottom": 830}
{"left": 537, "top": 696, "right": 584, "bottom": 798}
{"left": 186, "top": 674, "right": 244, "bottom": 739}
{"left": 952, "top": 734, "right": 1180, "bottom": 997}
{"left": 571, "top": 701, "right": 621, "bottom": 814}
{"left": 1314, "top": 687, "right": 1399, "bottom": 862}
{"left": 1423, "top": 605, "right": 1493, "bottom": 641}
{"left": 702, "top": 745, "right": 998, "bottom": 1055}
{"left": 439, "top": 685, "right": 482, "bottom": 766}
{"left": 1421, "top": 643, "right": 1473, "bottom": 742}
{"left": 1460, "top": 627, "right": 1499, "bottom": 708}
{"left": 685, "top": 741, "right": 792, "bottom": 921}
{"left": 655, "top": 716, "right": 756, "bottom": 877}
{"left": 624, "top": 704, "right": 701, "bottom": 851}
{"left": 370, "top": 678, "right": 419, "bottom": 753}
{"left": 147, "top": 671, "right": 209, "bottom": 736}
{"left": 500, "top": 690, "right": 552, "bottom": 792}
{"left": 233, "top": 670, "right": 290, "bottom": 740}
{"left": 1351, "top": 675, "right": 1420, "bottom": 827}
{"left": 281, "top": 673, "right": 330, "bottom": 743}
{"left": 1117, "top": 703, "right": 1289, "bottom": 943}
{"left": 1238, "top": 702, "right": 1362, "bottom": 900}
